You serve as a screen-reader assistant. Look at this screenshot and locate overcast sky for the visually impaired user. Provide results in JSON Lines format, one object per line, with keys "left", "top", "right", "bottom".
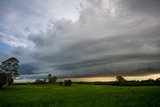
{"left": 0, "top": 0, "right": 160, "bottom": 81}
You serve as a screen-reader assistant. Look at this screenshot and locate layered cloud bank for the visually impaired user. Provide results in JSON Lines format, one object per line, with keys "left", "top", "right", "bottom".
{"left": 0, "top": 0, "right": 160, "bottom": 80}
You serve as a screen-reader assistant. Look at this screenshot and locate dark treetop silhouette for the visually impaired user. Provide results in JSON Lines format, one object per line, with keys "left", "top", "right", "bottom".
{"left": 0, "top": 57, "right": 19, "bottom": 88}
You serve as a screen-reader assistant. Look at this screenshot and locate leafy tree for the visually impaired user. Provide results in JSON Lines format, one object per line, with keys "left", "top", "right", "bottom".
{"left": 0, "top": 72, "right": 13, "bottom": 88}
{"left": 0, "top": 73, "right": 6, "bottom": 88}
{"left": 67, "top": 79, "right": 72, "bottom": 86}
{"left": 156, "top": 78, "right": 160, "bottom": 81}
{"left": 64, "top": 80, "right": 68, "bottom": 86}
{"left": 5, "top": 73, "right": 13, "bottom": 86}
{"left": 64, "top": 79, "right": 72, "bottom": 86}
{"left": 59, "top": 81, "right": 63, "bottom": 85}
{"left": 44, "top": 79, "right": 46, "bottom": 82}
{"left": 0, "top": 57, "right": 19, "bottom": 86}
{"left": 52, "top": 76, "right": 57, "bottom": 82}
{"left": 34, "top": 79, "right": 46, "bottom": 84}
{"left": 48, "top": 74, "right": 52, "bottom": 80}
{"left": 116, "top": 76, "right": 125, "bottom": 82}
{"left": 8, "top": 77, "right": 14, "bottom": 86}
{"left": 47, "top": 74, "right": 57, "bottom": 84}
{"left": 155, "top": 78, "right": 160, "bottom": 85}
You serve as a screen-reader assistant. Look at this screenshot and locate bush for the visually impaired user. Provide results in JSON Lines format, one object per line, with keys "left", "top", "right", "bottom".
{"left": 116, "top": 76, "right": 125, "bottom": 82}
{"left": 34, "top": 79, "right": 46, "bottom": 84}
{"left": 48, "top": 74, "right": 57, "bottom": 84}
{"left": 155, "top": 78, "right": 160, "bottom": 86}
{"left": 58, "top": 81, "right": 63, "bottom": 85}
{"left": 67, "top": 80, "right": 72, "bottom": 86}
{"left": 64, "top": 79, "right": 72, "bottom": 86}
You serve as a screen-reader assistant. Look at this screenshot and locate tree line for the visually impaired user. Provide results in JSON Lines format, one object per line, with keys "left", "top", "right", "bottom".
{"left": 34, "top": 74, "right": 72, "bottom": 86}
{"left": 114, "top": 76, "right": 160, "bottom": 86}
{"left": 93, "top": 76, "right": 160, "bottom": 86}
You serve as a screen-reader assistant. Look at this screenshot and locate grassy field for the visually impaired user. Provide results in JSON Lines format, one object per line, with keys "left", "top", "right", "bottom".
{"left": 0, "top": 84, "right": 160, "bottom": 107}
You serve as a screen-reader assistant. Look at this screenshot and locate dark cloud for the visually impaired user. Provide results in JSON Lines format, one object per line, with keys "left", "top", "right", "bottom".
{"left": 22, "top": 0, "right": 160, "bottom": 78}
{"left": 55, "top": 54, "right": 160, "bottom": 70}
{"left": 1, "top": 0, "right": 160, "bottom": 79}
{"left": 117, "top": 0, "right": 160, "bottom": 16}
{"left": 19, "top": 63, "right": 39, "bottom": 75}
{"left": 52, "top": 54, "right": 160, "bottom": 77}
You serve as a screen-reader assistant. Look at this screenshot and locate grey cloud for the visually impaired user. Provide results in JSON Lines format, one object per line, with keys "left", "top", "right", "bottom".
{"left": 28, "top": 33, "right": 53, "bottom": 48}
{"left": 55, "top": 54, "right": 160, "bottom": 70}
{"left": 54, "top": 59, "right": 160, "bottom": 78}
{"left": 0, "top": 51, "right": 10, "bottom": 62}
{"left": 19, "top": 63, "right": 39, "bottom": 75}
{"left": 52, "top": 54, "right": 160, "bottom": 78}
{"left": 4, "top": 0, "right": 160, "bottom": 79}
{"left": 117, "top": 0, "right": 160, "bottom": 17}
{"left": 17, "top": 73, "right": 48, "bottom": 80}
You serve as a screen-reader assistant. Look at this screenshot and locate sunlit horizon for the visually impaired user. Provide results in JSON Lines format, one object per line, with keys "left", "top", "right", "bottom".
{"left": 14, "top": 73, "right": 160, "bottom": 83}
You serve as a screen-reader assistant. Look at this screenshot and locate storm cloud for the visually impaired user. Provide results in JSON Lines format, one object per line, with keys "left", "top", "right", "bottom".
{"left": 0, "top": 0, "right": 160, "bottom": 80}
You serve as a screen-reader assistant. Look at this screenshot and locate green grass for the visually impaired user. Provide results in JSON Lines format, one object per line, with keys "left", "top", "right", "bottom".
{"left": 0, "top": 84, "right": 160, "bottom": 107}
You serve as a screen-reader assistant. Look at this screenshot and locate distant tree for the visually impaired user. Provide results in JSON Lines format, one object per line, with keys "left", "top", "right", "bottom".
{"left": 67, "top": 79, "right": 72, "bottom": 86}
{"left": 156, "top": 78, "right": 160, "bottom": 81}
{"left": 0, "top": 57, "right": 19, "bottom": 87}
{"left": 116, "top": 76, "right": 125, "bottom": 82}
{"left": 48, "top": 74, "right": 52, "bottom": 80}
{"left": 52, "top": 76, "right": 57, "bottom": 82}
{"left": 34, "top": 79, "right": 46, "bottom": 84}
{"left": 147, "top": 78, "right": 154, "bottom": 81}
{"left": 47, "top": 74, "right": 57, "bottom": 84}
{"left": 64, "top": 80, "right": 68, "bottom": 86}
{"left": 155, "top": 78, "right": 160, "bottom": 85}
{"left": 64, "top": 79, "right": 72, "bottom": 86}
{"left": 59, "top": 81, "right": 63, "bottom": 85}
{"left": 44, "top": 79, "right": 46, "bottom": 82}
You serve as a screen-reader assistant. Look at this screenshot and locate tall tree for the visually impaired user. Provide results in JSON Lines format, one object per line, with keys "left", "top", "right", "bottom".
{"left": 47, "top": 74, "right": 57, "bottom": 84}
{"left": 0, "top": 57, "right": 19, "bottom": 86}
{"left": 64, "top": 79, "right": 72, "bottom": 86}
{"left": 48, "top": 74, "right": 52, "bottom": 81}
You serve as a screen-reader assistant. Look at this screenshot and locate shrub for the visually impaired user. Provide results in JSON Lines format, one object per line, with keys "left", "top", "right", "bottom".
{"left": 48, "top": 74, "right": 57, "bottom": 84}
{"left": 155, "top": 78, "right": 160, "bottom": 86}
{"left": 59, "top": 81, "right": 63, "bottom": 85}
{"left": 64, "top": 79, "right": 72, "bottom": 86}
{"left": 34, "top": 79, "right": 46, "bottom": 84}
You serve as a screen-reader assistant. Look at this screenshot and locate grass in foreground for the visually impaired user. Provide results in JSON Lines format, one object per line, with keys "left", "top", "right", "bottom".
{"left": 0, "top": 84, "right": 160, "bottom": 107}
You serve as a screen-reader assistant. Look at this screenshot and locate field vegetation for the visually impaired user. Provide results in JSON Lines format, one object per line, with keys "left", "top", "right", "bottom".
{"left": 0, "top": 84, "right": 160, "bottom": 107}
